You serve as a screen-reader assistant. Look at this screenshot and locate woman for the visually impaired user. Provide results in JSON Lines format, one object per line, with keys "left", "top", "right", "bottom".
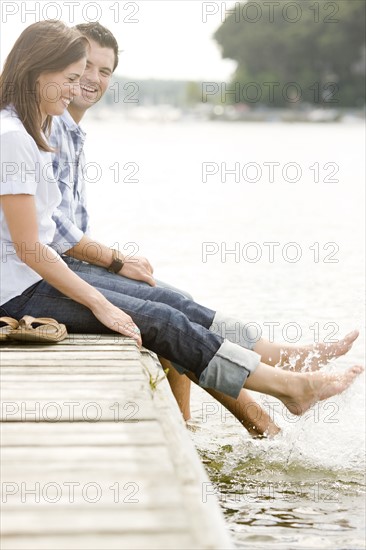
{"left": 0, "top": 21, "right": 363, "bottom": 420}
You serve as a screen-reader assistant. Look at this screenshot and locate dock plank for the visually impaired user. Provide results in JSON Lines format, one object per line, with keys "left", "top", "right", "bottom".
{"left": 2, "top": 507, "right": 189, "bottom": 534}
{"left": 0, "top": 335, "right": 233, "bottom": 549}
{"left": 1, "top": 533, "right": 197, "bottom": 550}
{"left": 1, "top": 420, "right": 165, "bottom": 445}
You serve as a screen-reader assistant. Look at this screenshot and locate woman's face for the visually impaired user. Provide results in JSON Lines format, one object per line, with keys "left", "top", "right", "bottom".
{"left": 37, "top": 58, "right": 86, "bottom": 121}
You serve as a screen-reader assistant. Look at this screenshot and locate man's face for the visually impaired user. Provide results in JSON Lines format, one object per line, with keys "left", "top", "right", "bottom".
{"left": 71, "top": 39, "right": 115, "bottom": 111}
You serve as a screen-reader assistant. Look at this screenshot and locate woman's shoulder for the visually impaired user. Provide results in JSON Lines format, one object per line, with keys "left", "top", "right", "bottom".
{"left": 1, "top": 108, "right": 38, "bottom": 149}
{"left": 1, "top": 107, "right": 27, "bottom": 132}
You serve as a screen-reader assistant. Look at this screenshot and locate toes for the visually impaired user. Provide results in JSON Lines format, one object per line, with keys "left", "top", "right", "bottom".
{"left": 351, "top": 365, "right": 364, "bottom": 374}
{"left": 345, "top": 329, "right": 359, "bottom": 342}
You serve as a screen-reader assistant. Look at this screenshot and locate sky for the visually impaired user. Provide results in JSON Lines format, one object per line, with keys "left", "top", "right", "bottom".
{"left": 0, "top": 0, "right": 237, "bottom": 80}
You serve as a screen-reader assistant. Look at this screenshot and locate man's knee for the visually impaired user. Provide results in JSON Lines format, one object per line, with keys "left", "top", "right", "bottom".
{"left": 177, "top": 289, "right": 194, "bottom": 301}
{"left": 155, "top": 279, "right": 194, "bottom": 301}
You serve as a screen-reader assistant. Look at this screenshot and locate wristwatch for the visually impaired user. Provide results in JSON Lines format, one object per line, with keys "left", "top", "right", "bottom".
{"left": 107, "top": 249, "right": 124, "bottom": 274}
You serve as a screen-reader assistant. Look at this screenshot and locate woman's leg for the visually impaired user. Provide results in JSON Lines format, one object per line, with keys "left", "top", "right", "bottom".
{"left": 4, "top": 281, "right": 362, "bottom": 414}
{"left": 2, "top": 280, "right": 228, "bottom": 389}
{"left": 244, "top": 361, "right": 363, "bottom": 415}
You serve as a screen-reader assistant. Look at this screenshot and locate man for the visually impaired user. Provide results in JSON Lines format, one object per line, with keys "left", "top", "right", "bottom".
{"left": 50, "top": 22, "right": 280, "bottom": 436}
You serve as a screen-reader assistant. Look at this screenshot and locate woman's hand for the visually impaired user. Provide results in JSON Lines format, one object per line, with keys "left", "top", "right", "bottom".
{"left": 92, "top": 299, "right": 142, "bottom": 346}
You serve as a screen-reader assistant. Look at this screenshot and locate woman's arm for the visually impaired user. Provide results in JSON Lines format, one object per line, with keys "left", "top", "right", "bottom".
{"left": 1, "top": 194, "right": 142, "bottom": 345}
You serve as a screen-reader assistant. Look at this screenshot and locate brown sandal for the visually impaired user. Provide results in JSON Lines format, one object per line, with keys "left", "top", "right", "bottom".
{"left": 0, "top": 317, "right": 19, "bottom": 341}
{"left": 9, "top": 316, "right": 67, "bottom": 343}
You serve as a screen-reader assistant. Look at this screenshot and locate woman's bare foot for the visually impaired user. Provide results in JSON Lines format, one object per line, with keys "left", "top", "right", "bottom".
{"left": 280, "top": 330, "right": 359, "bottom": 371}
{"left": 280, "top": 365, "right": 364, "bottom": 415}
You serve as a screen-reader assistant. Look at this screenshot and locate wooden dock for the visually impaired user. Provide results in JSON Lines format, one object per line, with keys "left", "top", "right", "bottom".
{"left": 0, "top": 335, "right": 233, "bottom": 550}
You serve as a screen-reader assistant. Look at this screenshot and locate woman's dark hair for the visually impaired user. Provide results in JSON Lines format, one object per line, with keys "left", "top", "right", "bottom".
{"left": 0, "top": 20, "right": 88, "bottom": 151}
{"left": 75, "top": 22, "right": 119, "bottom": 71}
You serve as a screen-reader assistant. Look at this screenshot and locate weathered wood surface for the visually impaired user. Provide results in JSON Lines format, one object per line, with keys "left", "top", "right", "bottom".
{"left": 0, "top": 336, "right": 233, "bottom": 550}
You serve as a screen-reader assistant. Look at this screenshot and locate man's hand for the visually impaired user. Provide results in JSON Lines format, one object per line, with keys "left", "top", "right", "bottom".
{"left": 63, "top": 236, "right": 156, "bottom": 286}
{"left": 119, "top": 256, "right": 156, "bottom": 287}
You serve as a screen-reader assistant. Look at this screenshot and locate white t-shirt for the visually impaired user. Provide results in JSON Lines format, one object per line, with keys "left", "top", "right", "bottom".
{"left": 0, "top": 108, "right": 62, "bottom": 305}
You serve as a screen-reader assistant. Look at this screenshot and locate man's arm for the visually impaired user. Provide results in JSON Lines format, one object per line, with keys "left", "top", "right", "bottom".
{"left": 65, "top": 234, "right": 156, "bottom": 286}
{"left": 50, "top": 116, "right": 86, "bottom": 254}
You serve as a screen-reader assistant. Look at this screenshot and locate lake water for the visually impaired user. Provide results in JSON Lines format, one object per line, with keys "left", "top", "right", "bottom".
{"left": 85, "top": 117, "right": 365, "bottom": 550}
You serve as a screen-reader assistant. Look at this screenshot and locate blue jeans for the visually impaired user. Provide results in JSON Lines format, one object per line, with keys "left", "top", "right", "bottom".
{"left": 62, "top": 257, "right": 193, "bottom": 376}
{"left": 61, "top": 258, "right": 195, "bottom": 298}
{"left": 0, "top": 260, "right": 260, "bottom": 398}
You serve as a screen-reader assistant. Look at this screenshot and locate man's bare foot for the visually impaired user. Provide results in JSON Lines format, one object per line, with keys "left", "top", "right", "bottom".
{"left": 281, "top": 365, "right": 364, "bottom": 415}
{"left": 280, "top": 330, "right": 359, "bottom": 371}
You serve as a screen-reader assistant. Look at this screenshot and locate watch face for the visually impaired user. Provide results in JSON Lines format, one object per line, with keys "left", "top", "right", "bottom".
{"left": 110, "top": 257, "right": 124, "bottom": 273}
{"left": 108, "top": 250, "right": 124, "bottom": 273}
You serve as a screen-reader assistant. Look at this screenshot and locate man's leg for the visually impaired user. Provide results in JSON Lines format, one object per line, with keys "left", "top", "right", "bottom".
{"left": 159, "top": 357, "right": 191, "bottom": 421}
{"left": 253, "top": 333, "right": 359, "bottom": 371}
{"left": 185, "top": 372, "right": 280, "bottom": 437}
{"left": 211, "top": 388, "right": 280, "bottom": 437}
{"left": 211, "top": 312, "right": 358, "bottom": 371}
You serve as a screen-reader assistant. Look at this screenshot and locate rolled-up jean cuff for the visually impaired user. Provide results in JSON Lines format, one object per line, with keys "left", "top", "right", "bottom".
{"left": 198, "top": 340, "right": 260, "bottom": 399}
{"left": 209, "top": 311, "right": 259, "bottom": 350}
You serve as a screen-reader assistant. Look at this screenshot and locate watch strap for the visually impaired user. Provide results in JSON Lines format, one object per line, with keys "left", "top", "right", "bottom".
{"left": 107, "top": 249, "right": 124, "bottom": 274}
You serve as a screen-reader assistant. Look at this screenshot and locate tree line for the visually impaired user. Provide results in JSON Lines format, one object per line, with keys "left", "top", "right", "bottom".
{"left": 213, "top": 0, "right": 365, "bottom": 108}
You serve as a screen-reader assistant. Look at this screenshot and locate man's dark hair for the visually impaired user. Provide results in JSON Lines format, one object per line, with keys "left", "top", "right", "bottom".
{"left": 75, "top": 22, "right": 119, "bottom": 71}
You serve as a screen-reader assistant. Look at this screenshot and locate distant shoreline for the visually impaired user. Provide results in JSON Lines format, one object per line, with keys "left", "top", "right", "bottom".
{"left": 90, "top": 104, "right": 365, "bottom": 124}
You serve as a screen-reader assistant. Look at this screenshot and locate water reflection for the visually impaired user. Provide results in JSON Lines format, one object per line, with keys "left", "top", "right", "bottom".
{"left": 199, "top": 445, "right": 365, "bottom": 549}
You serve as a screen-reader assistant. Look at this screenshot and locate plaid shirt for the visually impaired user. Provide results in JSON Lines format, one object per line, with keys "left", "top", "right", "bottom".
{"left": 50, "top": 111, "right": 90, "bottom": 253}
